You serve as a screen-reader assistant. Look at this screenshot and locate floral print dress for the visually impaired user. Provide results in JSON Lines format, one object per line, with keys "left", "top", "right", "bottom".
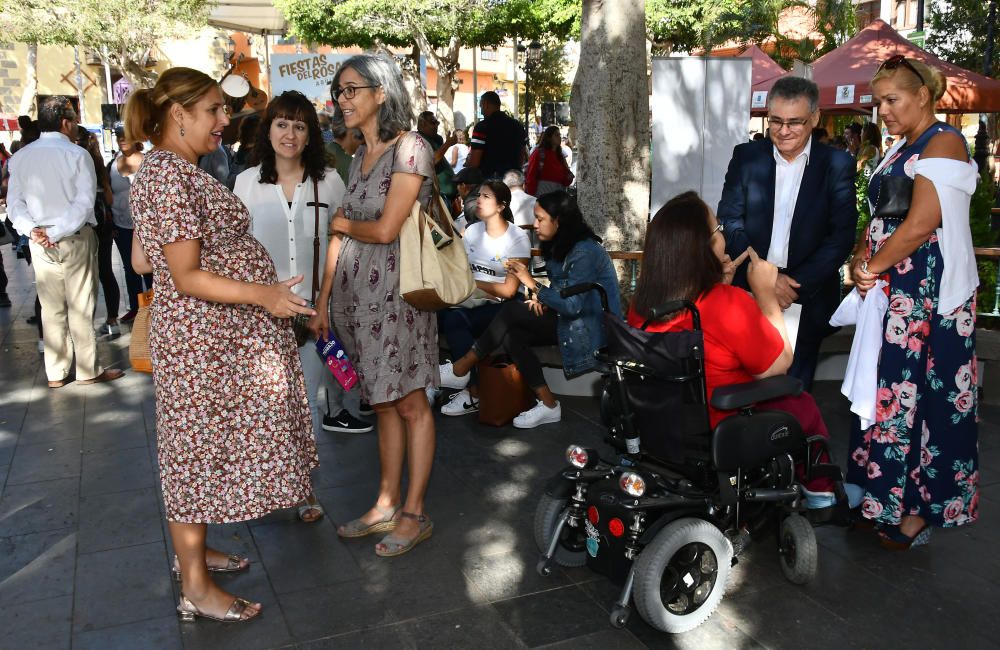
{"left": 131, "top": 149, "right": 317, "bottom": 524}
{"left": 331, "top": 132, "right": 439, "bottom": 404}
{"left": 847, "top": 123, "right": 979, "bottom": 528}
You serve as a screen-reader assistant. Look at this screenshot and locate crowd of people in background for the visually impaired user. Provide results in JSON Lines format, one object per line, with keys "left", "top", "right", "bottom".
{"left": 0, "top": 51, "right": 980, "bottom": 624}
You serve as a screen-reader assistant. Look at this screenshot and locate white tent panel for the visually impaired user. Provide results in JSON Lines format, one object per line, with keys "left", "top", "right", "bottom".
{"left": 208, "top": 0, "right": 289, "bottom": 35}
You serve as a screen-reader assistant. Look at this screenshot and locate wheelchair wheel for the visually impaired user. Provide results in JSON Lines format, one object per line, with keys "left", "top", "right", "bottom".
{"left": 533, "top": 493, "right": 587, "bottom": 567}
{"left": 633, "top": 518, "right": 732, "bottom": 634}
{"left": 778, "top": 514, "right": 817, "bottom": 585}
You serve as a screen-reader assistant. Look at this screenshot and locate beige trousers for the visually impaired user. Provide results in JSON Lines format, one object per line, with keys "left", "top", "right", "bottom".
{"left": 30, "top": 225, "right": 102, "bottom": 382}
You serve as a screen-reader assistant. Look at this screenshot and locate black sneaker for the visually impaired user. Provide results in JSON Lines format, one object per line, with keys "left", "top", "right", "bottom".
{"left": 358, "top": 401, "right": 374, "bottom": 416}
{"left": 322, "top": 409, "right": 374, "bottom": 433}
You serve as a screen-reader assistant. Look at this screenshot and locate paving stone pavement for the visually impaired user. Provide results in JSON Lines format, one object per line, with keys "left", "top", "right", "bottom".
{"left": 1, "top": 251, "right": 998, "bottom": 650}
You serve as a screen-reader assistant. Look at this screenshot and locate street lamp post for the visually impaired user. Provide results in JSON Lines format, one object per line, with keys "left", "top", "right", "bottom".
{"left": 523, "top": 40, "right": 542, "bottom": 134}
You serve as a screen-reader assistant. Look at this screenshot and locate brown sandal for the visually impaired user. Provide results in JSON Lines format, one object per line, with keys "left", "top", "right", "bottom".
{"left": 176, "top": 593, "right": 261, "bottom": 623}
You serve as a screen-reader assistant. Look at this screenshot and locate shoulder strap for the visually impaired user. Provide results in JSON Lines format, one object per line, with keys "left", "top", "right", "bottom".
{"left": 311, "top": 177, "right": 320, "bottom": 303}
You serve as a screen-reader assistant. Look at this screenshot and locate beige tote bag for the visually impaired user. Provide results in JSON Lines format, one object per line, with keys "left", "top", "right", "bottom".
{"left": 399, "top": 192, "right": 475, "bottom": 311}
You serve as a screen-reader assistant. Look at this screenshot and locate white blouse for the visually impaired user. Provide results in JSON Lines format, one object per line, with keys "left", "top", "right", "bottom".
{"left": 234, "top": 165, "right": 346, "bottom": 300}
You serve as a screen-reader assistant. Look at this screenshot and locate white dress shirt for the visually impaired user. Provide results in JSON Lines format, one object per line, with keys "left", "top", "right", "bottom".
{"left": 234, "top": 165, "right": 346, "bottom": 300}
{"left": 6, "top": 132, "right": 97, "bottom": 243}
{"left": 767, "top": 138, "right": 812, "bottom": 268}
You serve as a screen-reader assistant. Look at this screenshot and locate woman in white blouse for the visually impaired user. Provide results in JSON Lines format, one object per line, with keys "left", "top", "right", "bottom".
{"left": 234, "top": 91, "right": 371, "bottom": 522}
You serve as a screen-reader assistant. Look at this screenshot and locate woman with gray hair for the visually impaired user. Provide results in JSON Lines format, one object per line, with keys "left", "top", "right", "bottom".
{"left": 310, "top": 53, "right": 438, "bottom": 557}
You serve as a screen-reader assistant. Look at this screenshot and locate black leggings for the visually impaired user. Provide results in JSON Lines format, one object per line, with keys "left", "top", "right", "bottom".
{"left": 472, "top": 299, "right": 558, "bottom": 390}
{"left": 95, "top": 218, "right": 120, "bottom": 320}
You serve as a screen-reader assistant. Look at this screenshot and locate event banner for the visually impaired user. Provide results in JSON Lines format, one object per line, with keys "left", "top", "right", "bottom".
{"left": 270, "top": 53, "right": 354, "bottom": 109}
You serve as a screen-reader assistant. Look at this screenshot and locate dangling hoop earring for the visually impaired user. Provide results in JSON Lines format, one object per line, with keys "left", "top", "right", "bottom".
{"left": 180, "top": 126, "right": 186, "bottom": 137}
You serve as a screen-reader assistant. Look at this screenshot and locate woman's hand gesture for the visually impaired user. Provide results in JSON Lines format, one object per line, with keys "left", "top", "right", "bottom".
{"left": 260, "top": 276, "right": 316, "bottom": 319}
{"left": 526, "top": 298, "right": 546, "bottom": 317}
{"left": 721, "top": 249, "right": 749, "bottom": 286}
{"left": 745, "top": 247, "right": 778, "bottom": 295}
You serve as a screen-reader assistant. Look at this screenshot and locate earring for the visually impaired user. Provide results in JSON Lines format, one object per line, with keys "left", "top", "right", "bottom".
{"left": 180, "top": 126, "right": 186, "bottom": 137}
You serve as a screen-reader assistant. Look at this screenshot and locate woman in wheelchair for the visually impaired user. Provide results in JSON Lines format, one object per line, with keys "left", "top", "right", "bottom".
{"left": 627, "top": 191, "right": 837, "bottom": 508}
{"left": 439, "top": 190, "right": 621, "bottom": 428}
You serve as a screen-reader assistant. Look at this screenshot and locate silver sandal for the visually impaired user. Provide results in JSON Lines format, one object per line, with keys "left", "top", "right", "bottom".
{"left": 375, "top": 512, "right": 433, "bottom": 557}
{"left": 172, "top": 553, "right": 250, "bottom": 582}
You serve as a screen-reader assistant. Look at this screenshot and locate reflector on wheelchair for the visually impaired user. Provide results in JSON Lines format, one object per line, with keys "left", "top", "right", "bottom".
{"left": 608, "top": 518, "right": 625, "bottom": 537}
{"left": 587, "top": 505, "right": 599, "bottom": 525}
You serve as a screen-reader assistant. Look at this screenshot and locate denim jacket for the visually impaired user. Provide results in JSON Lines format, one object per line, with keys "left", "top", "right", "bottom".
{"left": 536, "top": 238, "right": 622, "bottom": 377}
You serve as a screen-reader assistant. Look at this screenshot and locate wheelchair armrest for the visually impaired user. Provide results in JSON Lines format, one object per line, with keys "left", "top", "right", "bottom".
{"left": 710, "top": 375, "right": 803, "bottom": 411}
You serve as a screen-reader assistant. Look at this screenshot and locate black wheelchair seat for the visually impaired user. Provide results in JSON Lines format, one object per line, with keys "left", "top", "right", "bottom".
{"left": 712, "top": 410, "right": 804, "bottom": 472}
{"left": 709, "top": 375, "right": 802, "bottom": 412}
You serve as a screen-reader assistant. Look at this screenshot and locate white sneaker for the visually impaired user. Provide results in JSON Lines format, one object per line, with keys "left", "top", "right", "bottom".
{"left": 425, "top": 385, "right": 440, "bottom": 407}
{"left": 513, "top": 400, "right": 561, "bottom": 429}
{"left": 439, "top": 361, "right": 470, "bottom": 390}
{"left": 441, "top": 389, "right": 479, "bottom": 416}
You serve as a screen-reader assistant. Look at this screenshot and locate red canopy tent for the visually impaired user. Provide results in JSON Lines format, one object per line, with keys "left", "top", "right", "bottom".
{"left": 716, "top": 45, "right": 790, "bottom": 116}
{"left": 0, "top": 114, "right": 18, "bottom": 131}
{"left": 741, "top": 45, "right": 790, "bottom": 116}
{"left": 811, "top": 19, "right": 1000, "bottom": 113}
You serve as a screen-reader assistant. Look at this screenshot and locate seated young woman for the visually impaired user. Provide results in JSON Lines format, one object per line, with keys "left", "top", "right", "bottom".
{"left": 440, "top": 190, "right": 621, "bottom": 429}
{"left": 627, "top": 191, "right": 835, "bottom": 506}
{"left": 437, "top": 181, "right": 531, "bottom": 416}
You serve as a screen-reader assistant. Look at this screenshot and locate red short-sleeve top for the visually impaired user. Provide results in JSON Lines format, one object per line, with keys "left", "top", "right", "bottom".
{"left": 626, "top": 284, "right": 784, "bottom": 427}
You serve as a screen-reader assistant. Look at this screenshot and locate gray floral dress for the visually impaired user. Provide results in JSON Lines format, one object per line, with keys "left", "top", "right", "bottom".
{"left": 332, "top": 132, "right": 439, "bottom": 404}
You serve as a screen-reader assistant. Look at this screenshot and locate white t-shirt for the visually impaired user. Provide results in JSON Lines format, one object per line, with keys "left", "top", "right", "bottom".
{"left": 447, "top": 143, "right": 470, "bottom": 173}
{"left": 234, "top": 164, "right": 346, "bottom": 299}
{"left": 463, "top": 220, "right": 531, "bottom": 284}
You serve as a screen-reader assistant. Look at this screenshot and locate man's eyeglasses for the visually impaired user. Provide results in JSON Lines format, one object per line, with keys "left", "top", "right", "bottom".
{"left": 331, "top": 85, "right": 380, "bottom": 102}
{"left": 767, "top": 117, "right": 810, "bottom": 132}
{"left": 877, "top": 55, "right": 925, "bottom": 87}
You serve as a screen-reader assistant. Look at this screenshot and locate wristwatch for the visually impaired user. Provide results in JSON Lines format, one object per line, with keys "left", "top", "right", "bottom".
{"left": 525, "top": 287, "right": 536, "bottom": 301}
{"left": 860, "top": 260, "right": 871, "bottom": 275}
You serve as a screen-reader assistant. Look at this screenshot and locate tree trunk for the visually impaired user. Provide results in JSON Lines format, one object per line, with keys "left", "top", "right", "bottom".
{"left": 409, "top": 21, "right": 461, "bottom": 135}
{"left": 74, "top": 47, "right": 86, "bottom": 123}
{"left": 18, "top": 42, "right": 38, "bottom": 117}
{"left": 571, "top": 0, "right": 650, "bottom": 255}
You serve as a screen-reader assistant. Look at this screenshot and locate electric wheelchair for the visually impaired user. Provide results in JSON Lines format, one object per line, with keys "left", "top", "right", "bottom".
{"left": 534, "top": 283, "right": 845, "bottom": 634}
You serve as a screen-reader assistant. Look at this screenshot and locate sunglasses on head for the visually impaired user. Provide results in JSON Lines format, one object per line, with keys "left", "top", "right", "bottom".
{"left": 878, "top": 55, "right": 925, "bottom": 87}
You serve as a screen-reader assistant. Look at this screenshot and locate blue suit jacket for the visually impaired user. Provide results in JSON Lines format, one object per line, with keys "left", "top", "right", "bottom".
{"left": 716, "top": 139, "right": 857, "bottom": 332}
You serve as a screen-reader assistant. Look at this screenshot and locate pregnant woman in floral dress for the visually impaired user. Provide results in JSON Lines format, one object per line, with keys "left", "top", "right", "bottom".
{"left": 849, "top": 57, "right": 979, "bottom": 549}
{"left": 126, "top": 67, "right": 318, "bottom": 622}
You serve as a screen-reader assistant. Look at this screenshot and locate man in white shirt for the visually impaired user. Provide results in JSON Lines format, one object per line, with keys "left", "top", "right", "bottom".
{"left": 502, "top": 169, "right": 536, "bottom": 228}
{"left": 717, "top": 77, "right": 857, "bottom": 390}
{"left": 7, "top": 96, "right": 124, "bottom": 387}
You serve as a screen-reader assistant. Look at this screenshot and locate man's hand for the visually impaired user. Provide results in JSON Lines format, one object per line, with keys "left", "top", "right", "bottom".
{"left": 30, "top": 227, "right": 56, "bottom": 249}
{"left": 774, "top": 273, "right": 800, "bottom": 310}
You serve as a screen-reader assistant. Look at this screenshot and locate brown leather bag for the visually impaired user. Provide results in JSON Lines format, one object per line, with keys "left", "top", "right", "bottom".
{"left": 477, "top": 357, "right": 536, "bottom": 427}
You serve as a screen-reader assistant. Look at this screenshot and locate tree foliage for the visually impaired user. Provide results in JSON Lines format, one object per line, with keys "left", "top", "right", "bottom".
{"left": 277, "top": 0, "right": 577, "bottom": 131}
{"left": 927, "top": 0, "right": 997, "bottom": 76}
{"left": 646, "top": 0, "right": 750, "bottom": 53}
{"left": 520, "top": 37, "right": 571, "bottom": 119}
{"left": 0, "top": 0, "right": 212, "bottom": 88}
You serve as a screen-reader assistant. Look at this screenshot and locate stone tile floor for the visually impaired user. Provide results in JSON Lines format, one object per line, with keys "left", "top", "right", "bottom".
{"left": 0, "top": 253, "right": 997, "bottom": 649}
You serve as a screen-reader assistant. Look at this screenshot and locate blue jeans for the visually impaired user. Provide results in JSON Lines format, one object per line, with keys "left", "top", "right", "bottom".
{"left": 437, "top": 301, "right": 507, "bottom": 385}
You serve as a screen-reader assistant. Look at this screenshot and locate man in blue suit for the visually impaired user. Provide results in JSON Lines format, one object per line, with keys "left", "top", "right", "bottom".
{"left": 717, "top": 76, "right": 857, "bottom": 390}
